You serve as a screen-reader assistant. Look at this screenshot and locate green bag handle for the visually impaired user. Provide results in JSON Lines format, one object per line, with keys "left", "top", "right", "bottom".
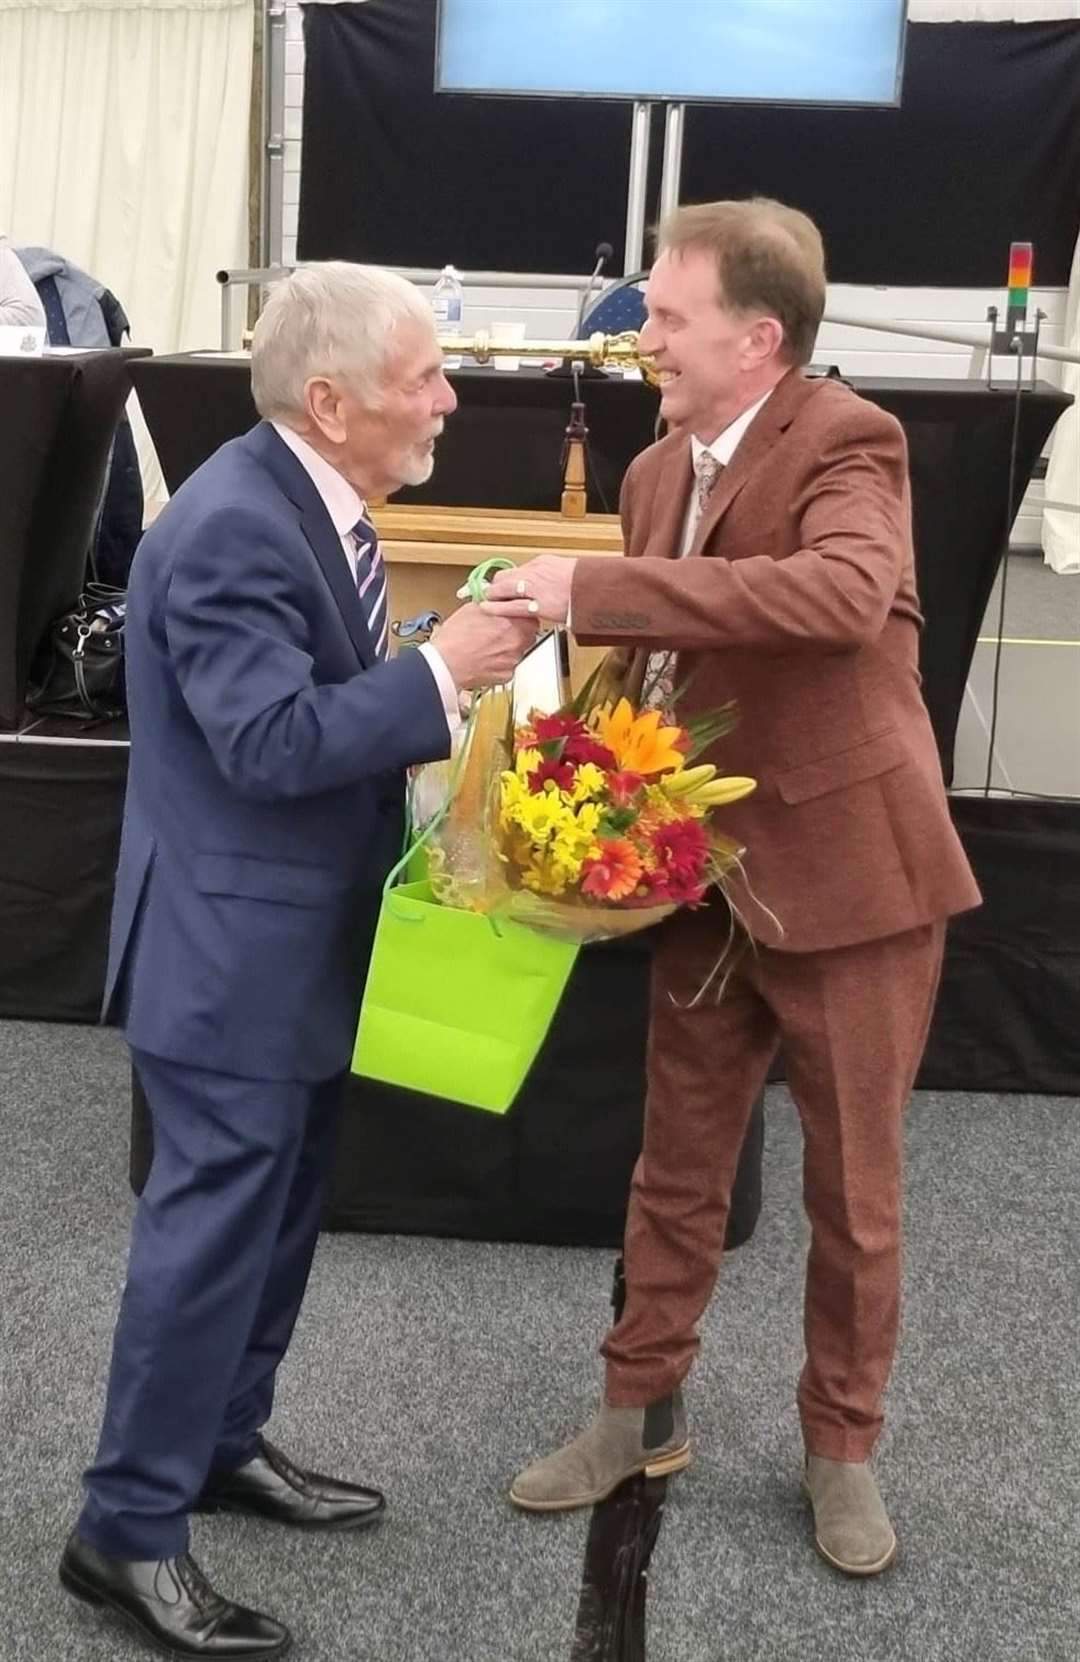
{"left": 463, "top": 555, "right": 517, "bottom": 603}
{"left": 383, "top": 557, "right": 518, "bottom": 921}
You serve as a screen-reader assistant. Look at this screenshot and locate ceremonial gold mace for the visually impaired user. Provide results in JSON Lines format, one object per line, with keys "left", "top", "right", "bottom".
{"left": 438, "top": 328, "right": 658, "bottom": 379}
{"left": 438, "top": 330, "right": 660, "bottom": 518}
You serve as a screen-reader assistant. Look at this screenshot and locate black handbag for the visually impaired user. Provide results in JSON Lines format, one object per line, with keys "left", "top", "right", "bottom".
{"left": 26, "top": 582, "right": 127, "bottom": 724}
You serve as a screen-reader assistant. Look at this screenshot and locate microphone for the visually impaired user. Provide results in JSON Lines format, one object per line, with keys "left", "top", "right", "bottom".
{"left": 573, "top": 241, "right": 614, "bottom": 339}
{"left": 547, "top": 242, "right": 615, "bottom": 380}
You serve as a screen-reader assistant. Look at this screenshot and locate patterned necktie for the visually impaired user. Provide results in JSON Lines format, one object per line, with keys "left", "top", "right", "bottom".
{"left": 352, "top": 513, "right": 389, "bottom": 662}
{"left": 642, "top": 449, "right": 725, "bottom": 711}
{"left": 694, "top": 448, "right": 724, "bottom": 520}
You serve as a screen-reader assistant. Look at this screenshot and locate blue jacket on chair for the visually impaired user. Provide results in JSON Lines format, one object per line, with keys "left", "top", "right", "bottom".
{"left": 105, "top": 420, "right": 451, "bottom": 1083}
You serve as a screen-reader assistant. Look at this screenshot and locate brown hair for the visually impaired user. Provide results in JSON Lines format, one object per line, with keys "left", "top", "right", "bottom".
{"left": 658, "top": 198, "right": 826, "bottom": 367}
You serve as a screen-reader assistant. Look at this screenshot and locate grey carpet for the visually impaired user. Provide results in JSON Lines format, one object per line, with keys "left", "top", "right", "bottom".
{"left": 982, "top": 550, "right": 1080, "bottom": 645}
{"left": 1, "top": 1018, "right": 1078, "bottom": 1662}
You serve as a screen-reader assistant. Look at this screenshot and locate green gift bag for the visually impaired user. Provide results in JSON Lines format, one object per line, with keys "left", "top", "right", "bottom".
{"left": 352, "top": 880, "right": 579, "bottom": 1114}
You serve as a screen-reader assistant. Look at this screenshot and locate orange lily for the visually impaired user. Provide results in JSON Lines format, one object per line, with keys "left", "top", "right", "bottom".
{"left": 594, "top": 699, "right": 687, "bottom": 777}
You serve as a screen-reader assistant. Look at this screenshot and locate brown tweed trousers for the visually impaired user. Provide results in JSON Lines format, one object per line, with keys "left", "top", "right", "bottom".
{"left": 570, "top": 369, "right": 980, "bottom": 1458}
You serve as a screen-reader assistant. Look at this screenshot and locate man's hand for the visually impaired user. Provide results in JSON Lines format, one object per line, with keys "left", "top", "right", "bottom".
{"left": 431, "top": 603, "right": 538, "bottom": 691}
{"left": 469, "top": 556, "right": 577, "bottom": 626}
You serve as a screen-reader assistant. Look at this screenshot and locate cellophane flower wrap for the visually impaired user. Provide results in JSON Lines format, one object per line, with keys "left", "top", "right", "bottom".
{"left": 412, "top": 655, "right": 756, "bottom": 944}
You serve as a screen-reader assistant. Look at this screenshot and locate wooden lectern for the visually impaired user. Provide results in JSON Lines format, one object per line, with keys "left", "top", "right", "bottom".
{"left": 372, "top": 502, "right": 624, "bottom": 693}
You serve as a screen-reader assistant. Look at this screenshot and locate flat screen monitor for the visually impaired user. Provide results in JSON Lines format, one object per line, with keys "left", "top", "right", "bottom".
{"left": 436, "top": 0, "right": 908, "bottom": 109}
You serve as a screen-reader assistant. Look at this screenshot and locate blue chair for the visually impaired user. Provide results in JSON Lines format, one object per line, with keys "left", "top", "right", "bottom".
{"left": 581, "top": 271, "right": 647, "bottom": 336}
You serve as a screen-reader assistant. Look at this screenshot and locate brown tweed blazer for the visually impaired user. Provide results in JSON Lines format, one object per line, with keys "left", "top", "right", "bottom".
{"left": 570, "top": 368, "right": 980, "bottom": 952}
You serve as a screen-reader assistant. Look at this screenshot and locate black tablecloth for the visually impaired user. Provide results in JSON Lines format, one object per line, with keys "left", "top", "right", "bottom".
{"left": 129, "top": 357, "right": 1069, "bottom": 782}
{"left": 0, "top": 730, "right": 127, "bottom": 1021}
{"left": 1, "top": 733, "right": 1074, "bottom": 1257}
{"left": 0, "top": 348, "right": 146, "bottom": 728}
{"left": 919, "top": 796, "right": 1080, "bottom": 1096}
{"left": 128, "top": 942, "right": 766, "bottom": 1251}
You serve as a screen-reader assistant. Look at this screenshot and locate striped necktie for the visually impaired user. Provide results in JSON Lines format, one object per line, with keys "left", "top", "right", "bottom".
{"left": 352, "top": 513, "right": 389, "bottom": 662}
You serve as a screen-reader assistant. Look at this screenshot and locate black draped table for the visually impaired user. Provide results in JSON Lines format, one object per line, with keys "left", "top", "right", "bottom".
{"left": 0, "top": 348, "right": 147, "bottom": 729}
{"left": 0, "top": 707, "right": 765, "bottom": 1247}
{"left": 0, "top": 694, "right": 763, "bottom": 1247}
{"left": 128, "top": 936, "right": 766, "bottom": 1252}
{"left": 0, "top": 720, "right": 128, "bottom": 1020}
{"left": 917, "top": 796, "right": 1080, "bottom": 1097}
{"left": 130, "top": 356, "right": 1069, "bottom": 782}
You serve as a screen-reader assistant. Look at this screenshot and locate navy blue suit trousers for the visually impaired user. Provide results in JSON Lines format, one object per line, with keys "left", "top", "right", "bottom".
{"left": 79, "top": 1052, "right": 346, "bottom": 1559}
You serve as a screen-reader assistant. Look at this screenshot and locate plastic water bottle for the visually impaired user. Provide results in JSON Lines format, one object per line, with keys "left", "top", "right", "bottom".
{"left": 431, "top": 265, "right": 464, "bottom": 368}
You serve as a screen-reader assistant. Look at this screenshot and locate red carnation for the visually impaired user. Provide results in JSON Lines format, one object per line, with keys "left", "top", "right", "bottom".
{"left": 664, "top": 873, "right": 707, "bottom": 905}
{"left": 651, "top": 819, "right": 709, "bottom": 883}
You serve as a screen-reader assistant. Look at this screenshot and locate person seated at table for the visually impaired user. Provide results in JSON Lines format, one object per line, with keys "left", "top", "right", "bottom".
{"left": 0, "top": 235, "right": 45, "bottom": 328}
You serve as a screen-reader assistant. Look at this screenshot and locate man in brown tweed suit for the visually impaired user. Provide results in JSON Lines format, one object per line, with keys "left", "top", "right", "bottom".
{"left": 481, "top": 199, "right": 980, "bottom": 1575}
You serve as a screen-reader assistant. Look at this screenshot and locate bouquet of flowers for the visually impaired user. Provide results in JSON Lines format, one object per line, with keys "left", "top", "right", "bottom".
{"left": 414, "top": 657, "right": 756, "bottom": 943}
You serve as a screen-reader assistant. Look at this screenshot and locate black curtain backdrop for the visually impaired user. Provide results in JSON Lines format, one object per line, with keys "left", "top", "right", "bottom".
{"left": 299, "top": 4, "right": 1080, "bottom": 285}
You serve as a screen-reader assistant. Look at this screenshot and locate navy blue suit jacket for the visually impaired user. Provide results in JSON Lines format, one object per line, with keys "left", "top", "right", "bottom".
{"left": 105, "top": 421, "right": 451, "bottom": 1082}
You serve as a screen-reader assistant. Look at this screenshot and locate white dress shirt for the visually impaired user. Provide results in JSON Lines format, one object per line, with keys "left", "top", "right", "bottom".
{"left": 677, "top": 389, "right": 774, "bottom": 558}
{"left": 0, "top": 238, "right": 46, "bottom": 329}
{"left": 271, "top": 422, "right": 460, "bottom": 738}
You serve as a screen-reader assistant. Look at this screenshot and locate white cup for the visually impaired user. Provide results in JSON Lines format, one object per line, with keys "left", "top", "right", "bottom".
{"left": 491, "top": 319, "right": 526, "bottom": 372}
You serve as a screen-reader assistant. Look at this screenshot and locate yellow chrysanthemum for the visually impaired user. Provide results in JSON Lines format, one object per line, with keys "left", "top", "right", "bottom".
{"left": 574, "top": 802, "right": 602, "bottom": 839}
{"left": 521, "top": 849, "right": 580, "bottom": 897}
{"left": 569, "top": 762, "right": 606, "bottom": 804}
{"left": 499, "top": 767, "right": 602, "bottom": 891}
{"left": 500, "top": 771, "right": 527, "bottom": 811}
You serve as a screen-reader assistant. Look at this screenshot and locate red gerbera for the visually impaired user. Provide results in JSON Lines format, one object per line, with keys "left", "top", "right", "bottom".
{"left": 527, "top": 757, "right": 576, "bottom": 794}
{"left": 580, "top": 838, "right": 643, "bottom": 901}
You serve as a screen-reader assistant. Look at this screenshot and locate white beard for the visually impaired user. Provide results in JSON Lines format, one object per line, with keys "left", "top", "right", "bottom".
{"left": 399, "top": 446, "right": 437, "bottom": 487}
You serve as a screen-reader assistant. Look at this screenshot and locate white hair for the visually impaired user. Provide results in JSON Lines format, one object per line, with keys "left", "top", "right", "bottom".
{"left": 250, "top": 261, "right": 435, "bottom": 420}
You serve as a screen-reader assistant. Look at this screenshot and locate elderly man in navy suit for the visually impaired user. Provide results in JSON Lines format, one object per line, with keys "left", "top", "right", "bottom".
{"left": 59, "top": 263, "right": 536, "bottom": 1658}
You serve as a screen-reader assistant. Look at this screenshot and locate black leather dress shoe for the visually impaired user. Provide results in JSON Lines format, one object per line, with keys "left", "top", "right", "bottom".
{"left": 196, "top": 1437, "right": 386, "bottom": 1531}
{"left": 59, "top": 1531, "right": 291, "bottom": 1658}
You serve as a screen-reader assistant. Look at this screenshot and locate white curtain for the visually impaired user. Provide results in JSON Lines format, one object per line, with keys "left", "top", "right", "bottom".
{"left": 909, "top": 3, "right": 1080, "bottom": 18}
{"left": 1041, "top": 230, "right": 1080, "bottom": 572}
{"left": 0, "top": 0, "right": 253, "bottom": 503}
